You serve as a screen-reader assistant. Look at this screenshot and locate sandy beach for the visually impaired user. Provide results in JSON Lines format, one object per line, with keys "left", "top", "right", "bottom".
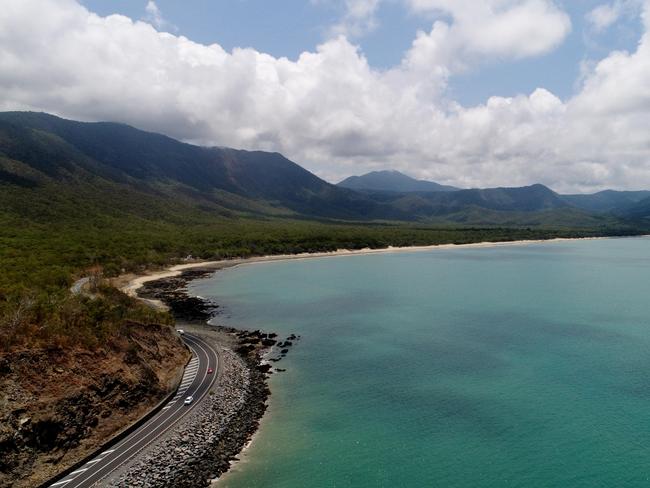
{"left": 112, "top": 234, "right": 642, "bottom": 485}
{"left": 117, "top": 236, "right": 609, "bottom": 302}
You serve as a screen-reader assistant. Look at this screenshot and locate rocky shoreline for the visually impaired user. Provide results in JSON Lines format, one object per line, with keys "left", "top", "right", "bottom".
{"left": 112, "top": 268, "right": 296, "bottom": 487}
{"left": 138, "top": 268, "right": 221, "bottom": 323}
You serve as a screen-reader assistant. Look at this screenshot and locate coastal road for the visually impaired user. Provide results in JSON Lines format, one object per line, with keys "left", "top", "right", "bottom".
{"left": 48, "top": 333, "right": 219, "bottom": 488}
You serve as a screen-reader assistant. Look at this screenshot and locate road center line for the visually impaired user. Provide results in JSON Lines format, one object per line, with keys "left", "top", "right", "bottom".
{"left": 58, "top": 335, "right": 217, "bottom": 488}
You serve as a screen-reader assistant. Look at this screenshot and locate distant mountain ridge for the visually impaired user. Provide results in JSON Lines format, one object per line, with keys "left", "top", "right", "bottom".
{"left": 0, "top": 112, "right": 647, "bottom": 227}
{"left": 338, "top": 167, "right": 650, "bottom": 222}
{"left": 621, "top": 196, "right": 650, "bottom": 221}
{"left": 563, "top": 190, "right": 650, "bottom": 213}
{"left": 338, "top": 170, "right": 459, "bottom": 193}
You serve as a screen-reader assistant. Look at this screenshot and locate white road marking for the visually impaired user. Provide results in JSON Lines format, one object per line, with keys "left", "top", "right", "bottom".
{"left": 69, "top": 468, "right": 88, "bottom": 475}
{"left": 50, "top": 479, "right": 72, "bottom": 486}
{"left": 59, "top": 337, "right": 215, "bottom": 488}
{"left": 86, "top": 458, "right": 103, "bottom": 464}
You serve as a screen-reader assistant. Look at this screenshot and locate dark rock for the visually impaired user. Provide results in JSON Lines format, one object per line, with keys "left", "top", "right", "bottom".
{"left": 115, "top": 267, "right": 276, "bottom": 488}
{"left": 256, "top": 364, "right": 272, "bottom": 373}
{"left": 138, "top": 269, "right": 219, "bottom": 323}
{"left": 0, "top": 358, "right": 11, "bottom": 374}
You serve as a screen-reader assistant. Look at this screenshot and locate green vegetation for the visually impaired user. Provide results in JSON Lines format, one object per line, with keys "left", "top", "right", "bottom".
{"left": 0, "top": 111, "right": 647, "bottom": 350}
{"left": 338, "top": 169, "right": 460, "bottom": 192}
{"left": 1, "top": 206, "right": 637, "bottom": 297}
{"left": 0, "top": 284, "right": 172, "bottom": 352}
{"left": 0, "top": 212, "right": 638, "bottom": 351}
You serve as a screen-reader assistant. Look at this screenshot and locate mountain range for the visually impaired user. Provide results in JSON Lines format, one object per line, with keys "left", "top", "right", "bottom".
{"left": 338, "top": 170, "right": 459, "bottom": 193}
{"left": 0, "top": 112, "right": 648, "bottom": 228}
{"left": 339, "top": 169, "right": 650, "bottom": 217}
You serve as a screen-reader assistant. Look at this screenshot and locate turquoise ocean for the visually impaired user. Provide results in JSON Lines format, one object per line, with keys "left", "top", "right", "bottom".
{"left": 189, "top": 237, "right": 650, "bottom": 487}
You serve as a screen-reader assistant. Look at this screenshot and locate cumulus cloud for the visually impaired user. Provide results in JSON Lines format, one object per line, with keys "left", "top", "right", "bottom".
{"left": 404, "top": 0, "right": 571, "bottom": 68}
{"left": 330, "top": 0, "right": 381, "bottom": 38}
{"left": 0, "top": 0, "right": 649, "bottom": 192}
{"left": 587, "top": 3, "right": 623, "bottom": 31}
{"left": 585, "top": 0, "right": 646, "bottom": 32}
{"left": 143, "top": 0, "right": 176, "bottom": 32}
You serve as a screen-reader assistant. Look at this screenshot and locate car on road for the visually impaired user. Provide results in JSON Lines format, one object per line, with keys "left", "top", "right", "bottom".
{"left": 177, "top": 329, "right": 185, "bottom": 335}
{"left": 207, "top": 368, "right": 213, "bottom": 374}
{"left": 184, "top": 396, "right": 194, "bottom": 405}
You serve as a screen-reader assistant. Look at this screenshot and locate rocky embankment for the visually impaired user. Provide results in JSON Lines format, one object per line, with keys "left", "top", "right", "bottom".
{"left": 107, "top": 347, "right": 249, "bottom": 486}
{"left": 118, "top": 268, "right": 299, "bottom": 486}
{"left": 0, "top": 322, "right": 189, "bottom": 488}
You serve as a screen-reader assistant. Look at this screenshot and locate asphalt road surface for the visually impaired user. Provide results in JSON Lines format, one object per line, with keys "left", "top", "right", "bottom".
{"left": 48, "top": 333, "right": 219, "bottom": 488}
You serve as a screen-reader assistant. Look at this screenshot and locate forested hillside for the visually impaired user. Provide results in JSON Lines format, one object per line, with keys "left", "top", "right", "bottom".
{"left": 0, "top": 112, "right": 647, "bottom": 349}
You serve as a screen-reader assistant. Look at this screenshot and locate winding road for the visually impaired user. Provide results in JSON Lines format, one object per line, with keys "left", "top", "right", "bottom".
{"left": 47, "top": 333, "right": 219, "bottom": 488}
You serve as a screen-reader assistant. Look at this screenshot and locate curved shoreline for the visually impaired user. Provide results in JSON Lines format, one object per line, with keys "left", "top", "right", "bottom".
{"left": 117, "top": 236, "right": 615, "bottom": 305}
{"left": 114, "top": 235, "right": 645, "bottom": 484}
{"left": 123, "top": 269, "right": 291, "bottom": 486}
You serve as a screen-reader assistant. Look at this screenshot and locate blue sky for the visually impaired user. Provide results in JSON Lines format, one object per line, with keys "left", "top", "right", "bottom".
{"left": 80, "top": 0, "right": 642, "bottom": 105}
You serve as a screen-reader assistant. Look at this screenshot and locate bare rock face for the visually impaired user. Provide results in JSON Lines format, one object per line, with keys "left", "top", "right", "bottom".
{"left": 0, "top": 322, "right": 190, "bottom": 488}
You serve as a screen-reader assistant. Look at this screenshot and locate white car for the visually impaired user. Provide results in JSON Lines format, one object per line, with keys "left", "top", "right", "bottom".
{"left": 184, "top": 396, "right": 194, "bottom": 405}
{"left": 177, "top": 329, "right": 185, "bottom": 335}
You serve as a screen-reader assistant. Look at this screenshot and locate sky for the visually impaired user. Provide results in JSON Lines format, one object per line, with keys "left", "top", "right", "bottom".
{"left": 0, "top": 0, "right": 649, "bottom": 191}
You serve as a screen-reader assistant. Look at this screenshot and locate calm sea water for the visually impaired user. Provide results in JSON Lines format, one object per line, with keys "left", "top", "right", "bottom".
{"left": 189, "top": 238, "right": 650, "bottom": 488}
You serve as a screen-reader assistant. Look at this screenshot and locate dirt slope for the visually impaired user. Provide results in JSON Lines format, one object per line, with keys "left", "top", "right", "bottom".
{"left": 0, "top": 321, "right": 189, "bottom": 488}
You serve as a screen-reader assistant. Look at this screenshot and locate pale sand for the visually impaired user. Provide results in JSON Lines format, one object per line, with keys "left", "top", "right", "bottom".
{"left": 116, "top": 236, "right": 610, "bottom": 309}
{"left": 114, "top": 234, "right": 627, "bottom": 484}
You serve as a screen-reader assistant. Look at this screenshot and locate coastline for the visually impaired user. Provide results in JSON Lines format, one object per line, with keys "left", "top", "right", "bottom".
{"left": 123, "top": 269, "right": 293, "bottom": 486}
{"left": 114, "top": 234, "right": 643, "bottom": 484}
{"left": 116, "top": 236, "right": 613, "bottom": 307}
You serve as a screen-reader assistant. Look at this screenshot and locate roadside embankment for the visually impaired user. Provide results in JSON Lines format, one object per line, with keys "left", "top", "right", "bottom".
{"left": 0, "top": 322, "right": 189, "bottom": 488}
{"left": 106, "top": 340, "right": 265, "bottom": 487}
{"left": 107, "top": 269, "right": 296, "bottom": 487}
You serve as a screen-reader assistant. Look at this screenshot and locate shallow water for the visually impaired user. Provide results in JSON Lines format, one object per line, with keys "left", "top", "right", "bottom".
{"left": 189, "top": 237, "right": 650, "bottom": 488}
